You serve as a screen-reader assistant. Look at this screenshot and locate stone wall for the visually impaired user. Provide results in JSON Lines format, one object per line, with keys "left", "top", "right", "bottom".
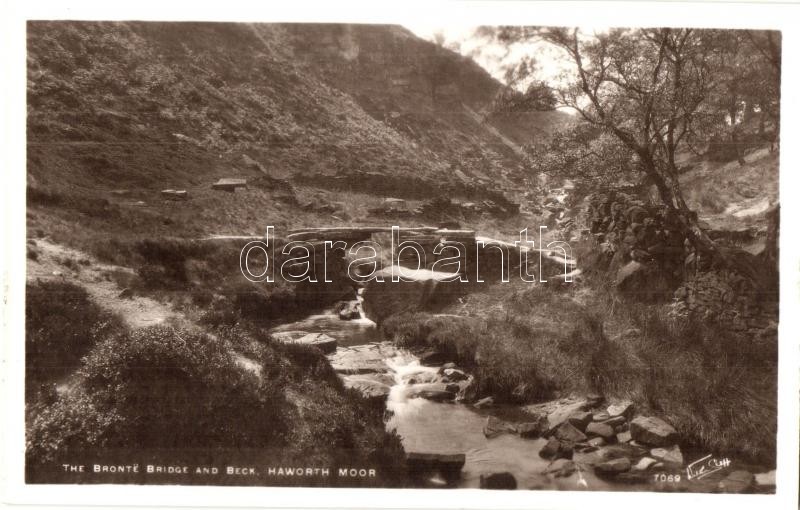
{"left": 580, "top": 191, "right": 778, "bottom": 337}
{"left": 670, "top": 269, "right": 778, "bottom": 337}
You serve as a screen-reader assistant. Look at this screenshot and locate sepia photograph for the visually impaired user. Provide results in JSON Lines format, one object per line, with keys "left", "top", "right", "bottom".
{"left": 2, "top": 1, "right": 798, "bottom": 509}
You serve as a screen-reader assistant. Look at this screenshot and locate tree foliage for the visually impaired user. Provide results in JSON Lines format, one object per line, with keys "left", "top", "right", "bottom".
{"left": 484, "top": 26, "right": 780, "bottom": 251}
{"left": 492, "top": 80, "right": 557, "bottom": 113}
{"left": 526, "top": 123, "right": 638, "bottom": 189}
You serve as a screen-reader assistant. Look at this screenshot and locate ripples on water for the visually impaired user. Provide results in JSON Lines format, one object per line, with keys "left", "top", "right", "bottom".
{"left": 273, "top": 301, "right": 652, "bottom": 491}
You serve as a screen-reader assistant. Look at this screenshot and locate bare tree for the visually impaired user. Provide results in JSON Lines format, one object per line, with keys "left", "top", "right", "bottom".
{"left": 491, "top": 27, "right": 728, "bottom": 251}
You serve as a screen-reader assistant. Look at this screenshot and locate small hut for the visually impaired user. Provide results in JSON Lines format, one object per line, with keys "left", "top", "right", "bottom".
{"left": 212, "top": 178, "right": 247, "bottom": 192}
{"left": 161, "top": 189, "right": 188, "bottom": 201}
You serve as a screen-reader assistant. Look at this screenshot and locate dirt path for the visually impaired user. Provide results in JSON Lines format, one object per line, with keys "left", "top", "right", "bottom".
{"left": 27, "top": 239, "right": 178, "bottom": 329}
{"left": 27, "top": 238, "right": 263, "bottom": 380}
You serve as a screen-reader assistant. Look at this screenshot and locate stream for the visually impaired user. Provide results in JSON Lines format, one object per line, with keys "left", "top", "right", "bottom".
{"left": 269, "top": 298, "right": 660, "bottom": 491}
{"left": 269, "top": 295, "right": 773, "bottom": 492}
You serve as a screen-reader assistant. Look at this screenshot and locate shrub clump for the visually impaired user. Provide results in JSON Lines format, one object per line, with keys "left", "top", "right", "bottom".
{"left": 88, "top": 327, "right": 285, "bottom": 448}
{"left": 27, "top": 326, "right": 286, "bottom": 468}
{"left": 26, "top": 325, "right": 409, "bottom": 486}
{"left": 25, "top": 280, "right": 124, "bottom": 400}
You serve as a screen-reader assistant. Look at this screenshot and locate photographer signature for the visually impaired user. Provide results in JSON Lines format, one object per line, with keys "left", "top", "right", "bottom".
{"left": 686, "top": 454, "right": 732, "bottom": 480}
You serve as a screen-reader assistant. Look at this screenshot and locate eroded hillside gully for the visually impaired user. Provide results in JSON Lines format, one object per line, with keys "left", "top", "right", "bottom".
{"left": 268, "top": 288, "right": 770, "bottom": 492}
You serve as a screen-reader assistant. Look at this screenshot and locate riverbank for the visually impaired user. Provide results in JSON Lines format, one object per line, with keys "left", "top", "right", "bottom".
{"left": 24, "top": 240, "right": 407, "bottom": 487}
{"left": 23, "top": 232, "right": 777, "bottom": 491}
{"left": 269, "top": 293, "right": 775, "bottom": 493}
{"left": 378, "top": 277, "right": 777, "bottom": 469}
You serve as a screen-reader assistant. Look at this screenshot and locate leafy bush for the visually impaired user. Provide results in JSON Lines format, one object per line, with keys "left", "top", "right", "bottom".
{"left": 27, "top": 324, "right": 409, "bottom": 486}
{"left": 77, "top": 326, "right": 286, "bottom": 450}
{"left": 25, "top": 280, "right": 124, "bottom": 400}
{"left": 274, "top": 341, "right": 341, "bottom": 387}
{"left": 135, "top": 238, "right": 211, "bottom": 288}
{"left": 27, "top": 186, "right": 121, "bottom": 219}
{"left": 26, "top": 392, "right": 126, "bottom": 465}
{"left": 233, "top": 284, "right": 298, "bottom": 321}
{"left": 199, "top": 297, "right": 240, "bottom": 328}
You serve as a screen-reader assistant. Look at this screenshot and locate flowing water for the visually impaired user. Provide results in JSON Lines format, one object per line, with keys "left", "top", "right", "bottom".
{"left": 269, "top": 298, "right": 656, "bottom": 491}
{"left": 269, "top": 295, "right": 776, "bottom": 492}
{"left": 270, "top": 293, "right": 376, "bottom": 347}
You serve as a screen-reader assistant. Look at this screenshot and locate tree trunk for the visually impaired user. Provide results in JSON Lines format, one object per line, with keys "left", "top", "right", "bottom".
{"left": 730, "top": 106, "right": 746, "bottom": 167}
{"left": 733, "top": 128, "right": 747, "bottom": 166}
{"left": 647, "top": 155, "right": 723, "bottom": 264}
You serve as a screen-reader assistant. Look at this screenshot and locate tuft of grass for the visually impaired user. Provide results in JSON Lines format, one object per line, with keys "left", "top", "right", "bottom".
{"left": 608, "top": 304, "right": 777, "bottom": 464}
{"left": 381, "top": 288, "right": 618, "bottom": 403}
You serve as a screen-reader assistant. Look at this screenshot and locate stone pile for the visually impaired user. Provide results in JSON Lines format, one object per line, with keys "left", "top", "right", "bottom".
{"left": 670, "top": 269, "right": 778, "bottom": 336}
{"left": 523, "top": 188, "right": 575, "bottom": 238}
{"left": 520, "top": 398, "right": 682, "bottom": 479}
{"left": 409, "top": 197, "right": 513, "bottom": 218}
{"left": 585, "top": 191, "right": 688, "bottom": 280}
{"left": 334, "top": 300, "right": 361, "bottom": 321}
{"left": 473, "top": 395, "right": 716, "bottom": 486}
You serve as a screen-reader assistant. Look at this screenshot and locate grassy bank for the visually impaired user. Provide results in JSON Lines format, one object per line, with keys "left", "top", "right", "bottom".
{"left": 381, "top": 280, "right": 777, "bottom": 465}
{"left": 25, "top": 280, "right": 407, "bottom": 486}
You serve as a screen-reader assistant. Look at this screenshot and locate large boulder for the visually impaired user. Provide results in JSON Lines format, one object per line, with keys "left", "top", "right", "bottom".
{"left": 407, "top": 385, "right": 456, "bottom": 402}
{"left": 630, "top": 416, "right": 678, "bottom": 446}
{"left": 632, "top": 457, "right": 658, "bottom": 471}
{"left": 543, "top": 459, "right": 576, "bottom": 477}
{"left": 524, "top": 396, "right": 590, "bottom": 430}
{"left": 362, "top": 266, "right": 462, "bottom": 323}
{"left": 273, "top": 332, "right": 337, "bottom": 354}
{"left": 551, "top": 422, "right": 587, "bottom": 443}
{"left": 616, "top": 431, "right": 632, "bottom": 443}
{"left": 539, "top": 437, "right": 573, "bottom": 460}
{"left": 479, "top": 472, "right": 517, "bottom": 490}
{"left": 327, "top": 342, "right": 398, "bottom": 374}
{"left": 484, "top": 416, "right": 517, "bottom": 438}
{"left": 336, "top": 300, "right": 361, "bottom": 321}
{"left": 595, "top": 457, "right": 631, "bottom": 475}
{"left": 517, "top": 414, "right": 550, "bottom": 439}
{"left": 406, "top": 452, "right": 465, "bottom": 481}
{"left": 650, "top": 445, "right": 683, "bottom": 467}
{"left": 602, "top": 415, "right": 627, "bottom": 428}
{"left": 585, "top": 422, "right": 616, "bottom": 441}
{"left": 401, "top": 369, "right": 439, "bottom": 385}
{"left": 342, "top": 374, "right": 392, "bottom": 401}
{"left": 565, "top": 411, "right": 593, "bottom": 432}
{"left": 606, "top": 400, "right": 635, "bottom": 419}
{"left": 717, "top": 470, "right": 754, "bottom": 493}
{"left": 600, "top": 443, "right": 647, "bottom": 460}
{"left": 441, "top": 368, "right": 469, "bottom": 382}
{"left": 574, "top": 443, "right": 647, "bottom": 468}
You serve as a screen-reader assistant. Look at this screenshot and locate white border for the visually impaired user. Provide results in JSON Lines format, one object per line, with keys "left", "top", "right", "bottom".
{"left": 2, "top": 1, "right": 799, "bottom": 509}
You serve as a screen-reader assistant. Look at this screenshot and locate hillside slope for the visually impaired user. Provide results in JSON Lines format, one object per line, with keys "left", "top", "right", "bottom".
{"left": 26, "top": 21, "right": 570, "bottom": 248}
{"left": 680, "top": 148, "right": 779, "bottom": 231}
